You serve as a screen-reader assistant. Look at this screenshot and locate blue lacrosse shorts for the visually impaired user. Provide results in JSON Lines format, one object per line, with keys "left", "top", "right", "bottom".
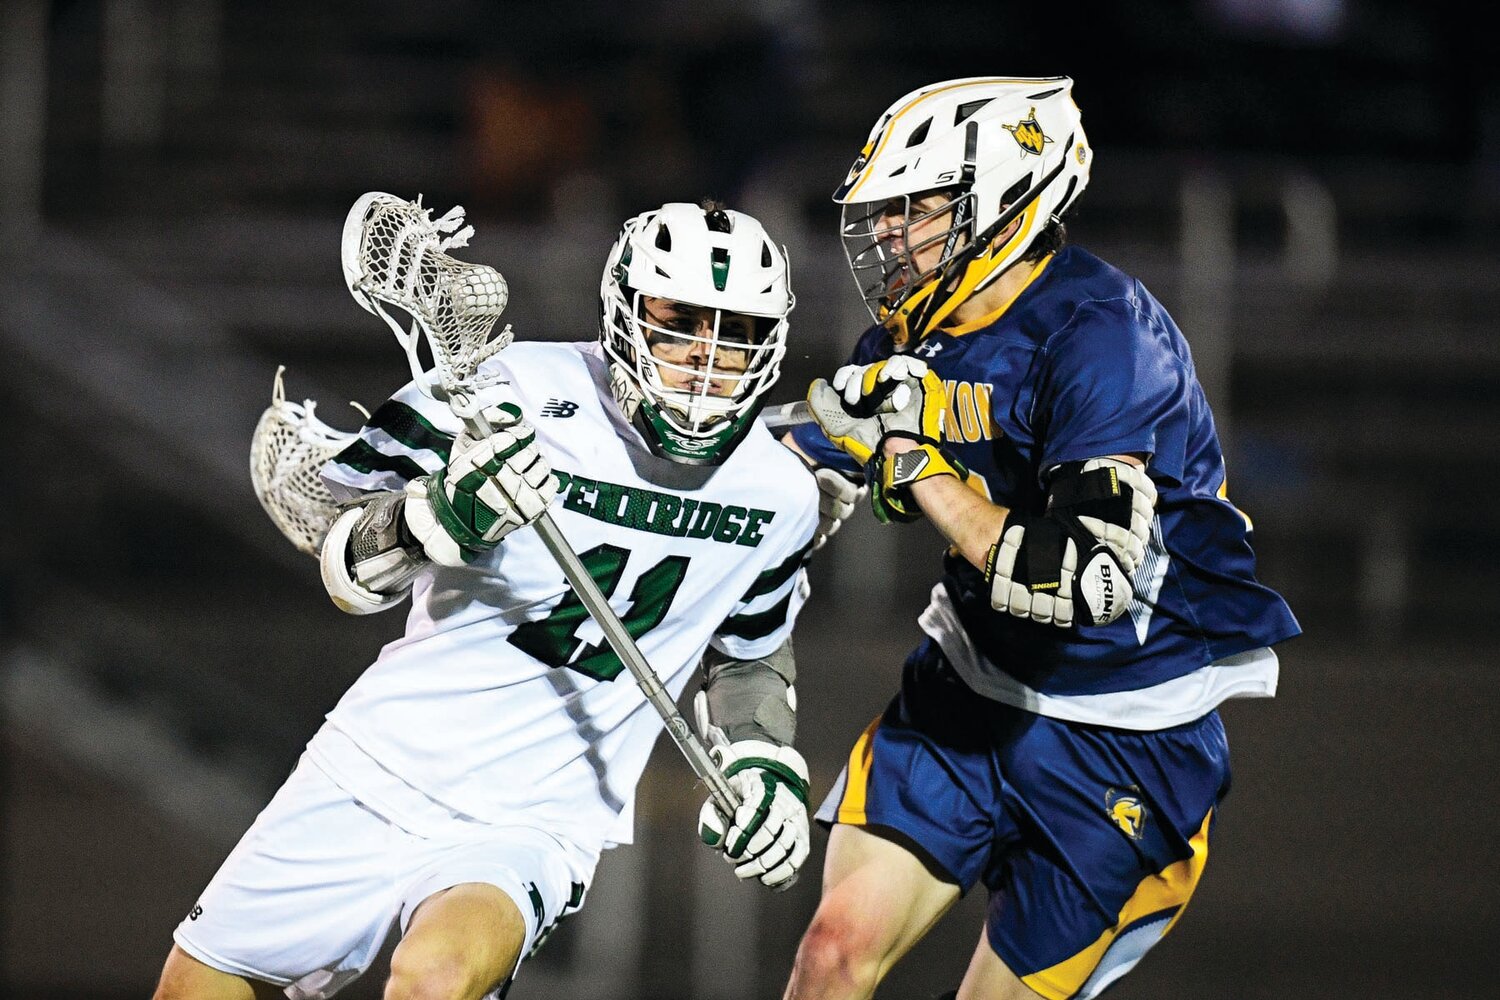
{"left": 816, "top": 639, "right": 1232, "bottom": 1000}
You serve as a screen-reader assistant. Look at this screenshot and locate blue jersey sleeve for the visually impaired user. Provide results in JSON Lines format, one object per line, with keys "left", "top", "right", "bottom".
{"left": 786, "top": 324, "right": 895, "bottom": 475}
{"left": 1037, "top": 299, "right": 1191, "bottom": 484}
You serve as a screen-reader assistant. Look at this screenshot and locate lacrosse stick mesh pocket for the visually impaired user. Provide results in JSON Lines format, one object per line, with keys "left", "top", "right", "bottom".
{"left": 353, "top": 196, "right": 512, "bottom": 387}
{"left": 250, "top": 377, "right": 359, "bottom": 556}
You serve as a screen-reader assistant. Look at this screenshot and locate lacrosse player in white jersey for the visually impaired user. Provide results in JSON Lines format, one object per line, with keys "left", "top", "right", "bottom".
{"left": 154, "top": 200, "right": 821, "bottom": 1000}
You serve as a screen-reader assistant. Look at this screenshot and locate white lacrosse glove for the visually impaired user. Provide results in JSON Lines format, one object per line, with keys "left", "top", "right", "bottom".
{"left": 812, "top": 468, "right": 866, "bottom": 551}
{"left": 403, "top": 401, "right": 559, "bottom": 567}
{"left": 694, "top": 693, "right": 811, "bottom": 892}
{"left": 806, "top": 357, "right": 966, "bottom": 523}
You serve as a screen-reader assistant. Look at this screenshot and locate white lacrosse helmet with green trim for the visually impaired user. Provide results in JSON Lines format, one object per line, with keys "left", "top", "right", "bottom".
{"left": 600, "top": 202, "right": 794, "bottom": 465}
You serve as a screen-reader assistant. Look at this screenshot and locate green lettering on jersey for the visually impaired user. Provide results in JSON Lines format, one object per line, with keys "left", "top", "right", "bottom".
{"left": 738, "top": 509, "right": 775, "bottom": 548}
{"left": 648, "top": 494, "right": 683, "bottom": 534}
{"left": 713, "top": 506, "right": 747, "bottom": 543}
{"left": 550, "top": 471, "right": 776, "bottom": 548}
{"left": 686, "top": 502, "right": 723, "bottom": 539}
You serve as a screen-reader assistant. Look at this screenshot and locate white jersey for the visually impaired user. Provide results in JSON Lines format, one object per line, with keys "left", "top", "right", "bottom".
{"left": 313, "top": 341, "right": 819, "bottom": 855}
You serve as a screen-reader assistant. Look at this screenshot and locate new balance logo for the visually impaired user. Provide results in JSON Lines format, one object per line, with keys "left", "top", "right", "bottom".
{"left": 540, "top": 399, "right": 578, "bottom": 418}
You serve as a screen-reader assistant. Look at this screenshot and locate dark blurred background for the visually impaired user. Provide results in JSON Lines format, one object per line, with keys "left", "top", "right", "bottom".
{"left": 3, "top": 0, "right": 1497, "bottom": 997}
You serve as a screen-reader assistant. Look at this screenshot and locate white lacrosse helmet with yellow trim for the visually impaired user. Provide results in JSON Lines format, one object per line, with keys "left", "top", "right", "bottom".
{"left": 600, "top": 202, "right": 794, "bottom": 465}
{"left": 834, "top": 76, "right": 1091, "bottom": 346}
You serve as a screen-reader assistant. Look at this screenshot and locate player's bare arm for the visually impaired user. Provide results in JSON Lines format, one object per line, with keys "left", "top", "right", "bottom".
{"left": 808, "top": 354, "right": 1157, "bottom": 628}
{"left": 886, "top": 434, "right": 1147, "bottom": 569}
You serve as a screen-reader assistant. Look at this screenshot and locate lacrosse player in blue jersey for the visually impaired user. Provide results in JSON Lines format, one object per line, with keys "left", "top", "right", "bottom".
{"left": 780, "top": 77, "right": 1301, "bottom": 1000}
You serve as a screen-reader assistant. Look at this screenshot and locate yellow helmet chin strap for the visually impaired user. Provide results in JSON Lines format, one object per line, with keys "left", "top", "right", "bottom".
{"left": 880, "top": 201, "right": 1040, "bottom": 347}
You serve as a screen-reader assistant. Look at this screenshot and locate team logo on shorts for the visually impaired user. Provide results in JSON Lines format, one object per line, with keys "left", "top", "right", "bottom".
{"left": 1002, "top": 107, "right": 1052, "bottom": 156}
{"left": 1105, "top": 787, "right": 1147, "bottom": 840}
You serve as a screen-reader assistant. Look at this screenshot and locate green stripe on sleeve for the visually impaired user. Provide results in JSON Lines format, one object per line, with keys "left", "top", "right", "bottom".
{"left": 368, "top": 401, "right": 454, "bottom": 460}
{"left": 741, "top": 541, "right": 812, "bottom": 601}
{"left": 331, "top": 439, "right": 430, "bottom": 481}
{"left": 718, "top": 592, "right": 792, "bottom": 642}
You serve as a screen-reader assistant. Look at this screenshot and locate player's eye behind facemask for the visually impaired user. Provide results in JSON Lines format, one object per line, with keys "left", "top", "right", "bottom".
{"left": 841, "top": 190, "right": 973, "bottom": 317}
{"left": 634, "top": 297, "right": 776, "bottom": 403}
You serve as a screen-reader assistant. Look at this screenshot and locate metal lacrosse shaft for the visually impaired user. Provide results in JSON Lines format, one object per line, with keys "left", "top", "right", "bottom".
{"left": 759, "top": 399, "right": 812, "bottom": 433}
{"left": 449, "top": 395, "right": 740, "bottom": 819}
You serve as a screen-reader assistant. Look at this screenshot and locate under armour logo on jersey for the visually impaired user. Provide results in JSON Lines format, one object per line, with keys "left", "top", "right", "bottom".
{"left": 1105, "top": 787, "right": 1147, "bottom": 840}
{"left": 914, "top": 340, "right": 945, "bottom": 359}
{"left": 540, "top": 399, "right": 579, "bottom": 418}
{"left": 187, "top": 904, "right": 204, "bottom": 921}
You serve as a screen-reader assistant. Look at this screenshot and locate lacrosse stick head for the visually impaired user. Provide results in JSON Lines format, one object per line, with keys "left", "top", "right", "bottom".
{"left": 341, "top": 192, "right": 513, "bottom": 395}
{"left": 250, "top": 367, "right": 365, "bottom": 556}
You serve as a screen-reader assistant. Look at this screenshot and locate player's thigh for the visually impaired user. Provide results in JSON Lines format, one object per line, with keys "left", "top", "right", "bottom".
{"left": 809, "top": 823, "right": 962, "bottom": 974}
{"left": 153, "top": 944, "right": 286, "bottom": 1000}
{"left": 953, "top": 928, "right": 1034, "bottom": 1000}
{"left": 387, "top": 882, "right": 527, "bottom": 1000}
{"left": 173, "top": 757, "right": 415, "bottom": 995}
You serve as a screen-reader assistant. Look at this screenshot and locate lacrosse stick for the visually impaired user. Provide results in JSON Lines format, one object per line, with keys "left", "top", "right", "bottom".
{"left": 250, "top": 366, "right": 369, "bottom": 556}
{"left": 340, "top": 192, "right": 739, "bottom": 817}
{"left": 759, "top": 399, "right": 812, "bottom": 433}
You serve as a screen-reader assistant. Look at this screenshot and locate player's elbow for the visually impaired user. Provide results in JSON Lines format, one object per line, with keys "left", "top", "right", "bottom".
{"left": 319, "top": 506, "right": 413, "bottom": 615}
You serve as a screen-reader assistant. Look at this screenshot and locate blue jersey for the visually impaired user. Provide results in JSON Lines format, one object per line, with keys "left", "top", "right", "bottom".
{"left": 793, "top": 245, "right": 1300, "bottom": 709}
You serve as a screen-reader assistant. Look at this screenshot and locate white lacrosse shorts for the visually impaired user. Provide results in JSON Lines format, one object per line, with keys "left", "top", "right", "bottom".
{"left": 172, "top": 754, "right": 595, "bottom": 999}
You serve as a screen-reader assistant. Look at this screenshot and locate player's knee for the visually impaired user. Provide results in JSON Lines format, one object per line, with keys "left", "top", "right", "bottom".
{"left": 385, "top": 944, "right": 498, "bottom": 1000}
{"left": 792, "top": 909, "right": 883, "bottom": 993}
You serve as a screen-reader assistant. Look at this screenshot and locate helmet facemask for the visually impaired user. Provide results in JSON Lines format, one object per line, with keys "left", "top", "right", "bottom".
{"left": 598, "top": 202, "right": 792, "bottom": 465}
{"left": 605, "top": 287, "right": 784, "bottom": 451}
{"left": 841, "top": 164, "right": 1070, "bottom": 347}
{"left": 840, "top": 188, "right": 975, "bottom": 342}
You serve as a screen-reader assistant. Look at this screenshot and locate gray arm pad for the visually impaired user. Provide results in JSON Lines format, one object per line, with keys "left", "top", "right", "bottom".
{"left": 319, "top": 492, "right": 427, "bottom": 614}
{"left": 347, "top": 491, "right": 427, "bottom": 593}
{"left": 700, "top": 639, "right": 798, "bottom": 746}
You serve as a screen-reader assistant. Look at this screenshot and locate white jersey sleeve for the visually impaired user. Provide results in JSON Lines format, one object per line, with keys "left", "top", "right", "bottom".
{"left": 320, "top": 373, "right": 461, "bottom": 500}
{"left": 712, "top": 536, "right": 815, "bottom": 661}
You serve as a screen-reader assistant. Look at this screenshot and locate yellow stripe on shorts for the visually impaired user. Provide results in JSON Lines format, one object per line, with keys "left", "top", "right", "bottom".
{"left": 1022, "top": 809, "right": 1213, "bottom": 1000}
{"left": 835, "top": 715, "right": 882, "bottom": 825}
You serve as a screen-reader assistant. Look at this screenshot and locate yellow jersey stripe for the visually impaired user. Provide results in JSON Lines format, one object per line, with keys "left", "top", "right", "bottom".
{"left": 835, "top": 715, "right": 883, "bottom": 825}
{"left": 942, "top": 253, "right": 1055, "bottom": 336}
{"left": 1021, "top": 809, "right": 1213, "bottom": 1000}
